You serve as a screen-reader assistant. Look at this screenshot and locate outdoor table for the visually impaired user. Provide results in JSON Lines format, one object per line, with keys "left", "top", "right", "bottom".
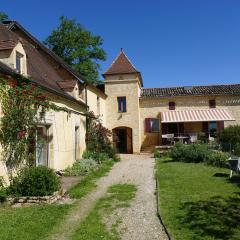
{"left": 174, "top": 136, "right": 189, "bottom": 143}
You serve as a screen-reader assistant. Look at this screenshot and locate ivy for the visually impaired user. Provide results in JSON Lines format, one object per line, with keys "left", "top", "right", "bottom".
{"left": 0, "top": 76, "right": 67, "bottom": 178}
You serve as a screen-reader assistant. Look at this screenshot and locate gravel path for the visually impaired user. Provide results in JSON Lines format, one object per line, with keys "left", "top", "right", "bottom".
{"left": 49, "top": 154, "right": 168, "bottom": 240}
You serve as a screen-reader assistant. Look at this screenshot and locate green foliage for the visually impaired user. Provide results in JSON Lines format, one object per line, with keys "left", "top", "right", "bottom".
{"left": 169, "top": 143, "right": 229, "bottom": 167}
{"left": 72, "top": 184, "right": 137, "bottom": 240}
{"left": 0, "top": 76, "right": 66, "bottom": 178}
{"left": 0, "top": 12, "right": 8, "bottom": 22}
{"left": 0, "top": 204, "right": 72, "bottom": 240}
{"left": 219, "top": 125, "right": 240, "bottom": 156}
{"left": 64, "top": 158, "right": 97, "bottom": 176}
{"left": 8, "top": 166, "right": 60, "bottom": 196}
{"left": 0, "top": 176, "right": 6, "bottom": 203}
{"left": 205, "top": 151, "right": 229, "bottom": 168}
{"left": 156, "top": 157, "right": 240, "bottom": 240}
{"left": 44, "top": 16, "right": 106, "bottom": 84}
{"left": 86, "top": 112, "right": 117, "bottom": 161}
{"left": 68, "top": 160, "right": 114, "bottom": 199}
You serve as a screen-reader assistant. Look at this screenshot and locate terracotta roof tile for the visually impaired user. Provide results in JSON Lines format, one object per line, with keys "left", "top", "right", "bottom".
{"left": 141, "top": 84, "right": 240, "bottom": 98}
{"left": 0, "top": 40, "right": 16, "bottom": 50}
{"left": 104, "top": 50, "right": 140, "bottom": 75}
{"left": 56, "top": 80, "right": 77, "bottom": 90}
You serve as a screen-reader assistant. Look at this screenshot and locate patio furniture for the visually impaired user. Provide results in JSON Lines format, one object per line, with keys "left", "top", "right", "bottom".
{"left": 165, "top": 134, "right": 175, "bottom": 145}
{"left": 189, "top": 133, "right": 198, "bottom": 143}
{"left": 228, "top": 156, "right": 240, "bottom": 178}
{"left": 174, "top": 135, "right": 189, "bottom": 144}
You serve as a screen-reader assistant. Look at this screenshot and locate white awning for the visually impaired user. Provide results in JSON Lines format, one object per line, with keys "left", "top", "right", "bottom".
{"left": 161, "top": 109, "right": 235, "bottom": 123}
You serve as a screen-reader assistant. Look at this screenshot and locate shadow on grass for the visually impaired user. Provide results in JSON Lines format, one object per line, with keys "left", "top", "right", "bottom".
{"left": 180, "top": 195, "right": 240, "bottom": 239}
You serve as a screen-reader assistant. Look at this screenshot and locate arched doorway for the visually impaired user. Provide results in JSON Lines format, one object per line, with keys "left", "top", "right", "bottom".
{"left": 113, "top": 127, "right": 133, "bottom": 154}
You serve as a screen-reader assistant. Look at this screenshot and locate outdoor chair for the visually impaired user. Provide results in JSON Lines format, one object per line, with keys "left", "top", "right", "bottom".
{"left": 189, "top": 133, "right": 198, "bottom": 143}
{"left": 166, "top": 134, "right": 175, "bottom": 145}
{"left": 228, "top": 156, "right": 240, "bottom": 178}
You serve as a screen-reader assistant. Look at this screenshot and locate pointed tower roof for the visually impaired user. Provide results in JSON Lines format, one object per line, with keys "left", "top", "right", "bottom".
{"left": 103, "top": 49, "right": 143, "bottom": 86}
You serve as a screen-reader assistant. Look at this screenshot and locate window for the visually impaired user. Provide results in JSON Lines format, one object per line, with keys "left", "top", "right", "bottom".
{"left": 16, "top": 52, "right": 23, "bottom": 73}
{"left": 209, "top": 122, "right": 217, "bottom": 137}
{"left": 97, "top": 96, "right": 100, "bottom": 115}
{"left": 169, "top": 101, "right": 175, "bottom": 110}
{"left": 36, "top": 126, "right": 49, "bottom": 166}
{"left": 209, "top": 99, "right": 216, "bottom": 108}
{"left": 145, "top": 118, "right": 160, "bottom": 132}
{"left": 75, "top": 126, "right": 80, "bottom": 160}
{"left": 117, "top": 97, "right": 126, "bottom": 112}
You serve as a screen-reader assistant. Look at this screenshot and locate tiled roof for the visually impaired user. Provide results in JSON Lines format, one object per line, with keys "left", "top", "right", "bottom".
{"left": 141, "top": 84, "right": 240, "bottom": 98}
{"left": 0, "top": 39, "right": 16, "bottom": 50}
{"left": 104, "top": 49, "right": 140, "bottom": 75}
{"left": 0, "top": 22, "right": 88, "bottom": 107}
{"left": 56, "top": 80, "right": 77, "bottom": 90}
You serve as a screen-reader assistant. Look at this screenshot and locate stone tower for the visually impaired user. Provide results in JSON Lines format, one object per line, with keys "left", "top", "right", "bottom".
{"left": 103, "top": 49, "right": 143, "bottom": 153}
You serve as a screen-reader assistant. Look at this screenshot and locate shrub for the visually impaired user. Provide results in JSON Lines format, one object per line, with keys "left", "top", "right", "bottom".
{"left": 184, "top": 144, "right": 209, "bottom": 163}
{"left": 205, "top": 151, "right": 229, "bottom": 168}
{"left": 64, "top": 158, "right": 97, "bottom": 176}
{"left": 8, "top": 166, "right": 60, "bottom": 196}
{"left": 169, "top": 143, "right": 229, "bottom": 168}
{"left": 219, "top": 125, "right": 240, "bottom": 155}
{"left": 169, "top": 142, "right": 187, "bottom": 161}
{"left": 0, "top": 176, "right": 6, "bottom": 202}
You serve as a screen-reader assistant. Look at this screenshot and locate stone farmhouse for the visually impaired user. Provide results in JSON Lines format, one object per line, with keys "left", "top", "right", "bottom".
{"left": 0, "top": 20, "right": 240, "bottom": 179}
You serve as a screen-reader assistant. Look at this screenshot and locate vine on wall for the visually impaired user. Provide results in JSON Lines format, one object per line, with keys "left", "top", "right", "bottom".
{"left": 0, "top": 75, "right": 66, "bottom": 178}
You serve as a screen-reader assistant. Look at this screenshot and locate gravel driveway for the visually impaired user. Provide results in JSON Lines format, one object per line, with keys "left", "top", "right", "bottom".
{"left": 114, "top": 154, "right": 168, "bottom": 240}
{"left": 49, "top": 154, "right": 168, "bottom": 240}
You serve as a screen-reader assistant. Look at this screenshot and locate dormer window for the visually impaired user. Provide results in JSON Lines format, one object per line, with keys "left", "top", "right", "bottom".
{"left": 16, "top": 52, "right": 23, "bottom": 73}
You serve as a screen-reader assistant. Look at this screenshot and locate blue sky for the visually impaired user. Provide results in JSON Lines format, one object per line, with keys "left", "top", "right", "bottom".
{"left": 2, "top": 1, "right": 240, "bottom": 87}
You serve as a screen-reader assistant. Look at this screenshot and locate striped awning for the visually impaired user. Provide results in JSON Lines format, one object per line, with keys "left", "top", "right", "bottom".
{"left": 161, "top": 109, "right": 235, "bottom": 123}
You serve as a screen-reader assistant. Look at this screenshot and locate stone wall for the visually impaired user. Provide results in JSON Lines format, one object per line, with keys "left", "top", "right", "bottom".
{"left": 140, "top": 94, "right": 240, "bottom": 148}
{"left": 104, "top": 74, "right": 141, "bottom": 153}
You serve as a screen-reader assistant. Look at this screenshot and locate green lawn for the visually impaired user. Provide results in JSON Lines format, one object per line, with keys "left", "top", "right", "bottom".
{"left": 0, "top": 204, "right": 72, "bottom": 240}
{"left": 68, "top": 160, "right": 115, "bottom": 199}
{"left": 156, "top": 157, "right": 240, "bottom": 240}
{"left": 71, "top": 184, "right": 137, "bottom": 240}
{"left": 0, "top": 160, "right": 116, "bottom": 240}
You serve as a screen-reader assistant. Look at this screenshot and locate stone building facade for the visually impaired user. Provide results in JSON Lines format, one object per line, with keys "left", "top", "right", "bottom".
{"left": 102, "top": 50, "right": 240, "bottom": 153}
{"left": 0, "top": 19, "right": 240, "bottom": 183}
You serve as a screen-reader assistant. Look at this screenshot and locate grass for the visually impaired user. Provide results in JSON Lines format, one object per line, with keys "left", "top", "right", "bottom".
{"left": 71, "top": 184, "right": 137, "bottom": 240}
{"left": 156, "top": 156, "right": 240, "bottom": 240}
{"left": 0, "top": 204, "right": 72, "bottom": 240}
{"left": 0, "top": 159, "right": 117, "bottom": 240}
{"left": 68, "top": 160, "right": 115, "bottom": 199}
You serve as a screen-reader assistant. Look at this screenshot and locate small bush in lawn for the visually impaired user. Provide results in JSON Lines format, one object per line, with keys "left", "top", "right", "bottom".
{"left": 185, "top": 144, "right": 209, "bottom": 163}
{"left": 8, "top": 166, "right": 60, "bottom": 196}
{"left": 169, "top": 142, "right": 186, "bottom": 161}
{"left": 64, "top": 158, "right": 97, "bottom": 176}
{"left": 205, "top": 151, "right": 229, "bottom": 168}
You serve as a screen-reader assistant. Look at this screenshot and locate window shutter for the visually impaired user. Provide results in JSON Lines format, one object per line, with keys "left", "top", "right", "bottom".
{"left": 169, "top": 102, "right": 175, "bottom": 110}
{"left": 145, "top": 118, "right": 151, "bottom": 133}
{"left": 217, "top": 121, "right": 224, "bottom": 131}
{"left": 209, "top": 99, "right": 216, "bottom": 108}
{"left": 202, "top": 122, "right": 209, "bottom": 133}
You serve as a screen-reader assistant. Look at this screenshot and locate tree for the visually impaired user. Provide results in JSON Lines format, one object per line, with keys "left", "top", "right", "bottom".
{"left": 44, "top": 16, "right": 106, "bottom": 84}
{"left": 0, "top": 12, "right": 8, "bottom": 22}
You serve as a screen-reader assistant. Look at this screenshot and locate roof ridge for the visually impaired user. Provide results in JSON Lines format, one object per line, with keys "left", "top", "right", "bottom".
{"left": 142, "top": 83, "right": 240, "bottom": 90}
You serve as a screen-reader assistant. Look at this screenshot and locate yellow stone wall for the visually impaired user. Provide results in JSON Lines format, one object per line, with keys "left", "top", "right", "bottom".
{"left": 104, "top": 74, "right": 141, "bottom": 153}
{"left": 0, "top": 42, "right": 27, "bottom": 76}
{"left": 86, "top": 86, "right": 107, "bottom": 125}
{"left": 140, "top": 95, "right": 240, "bottom": 148}
{"left": 0, "top": 92, "right": 87, "bottom": 183}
